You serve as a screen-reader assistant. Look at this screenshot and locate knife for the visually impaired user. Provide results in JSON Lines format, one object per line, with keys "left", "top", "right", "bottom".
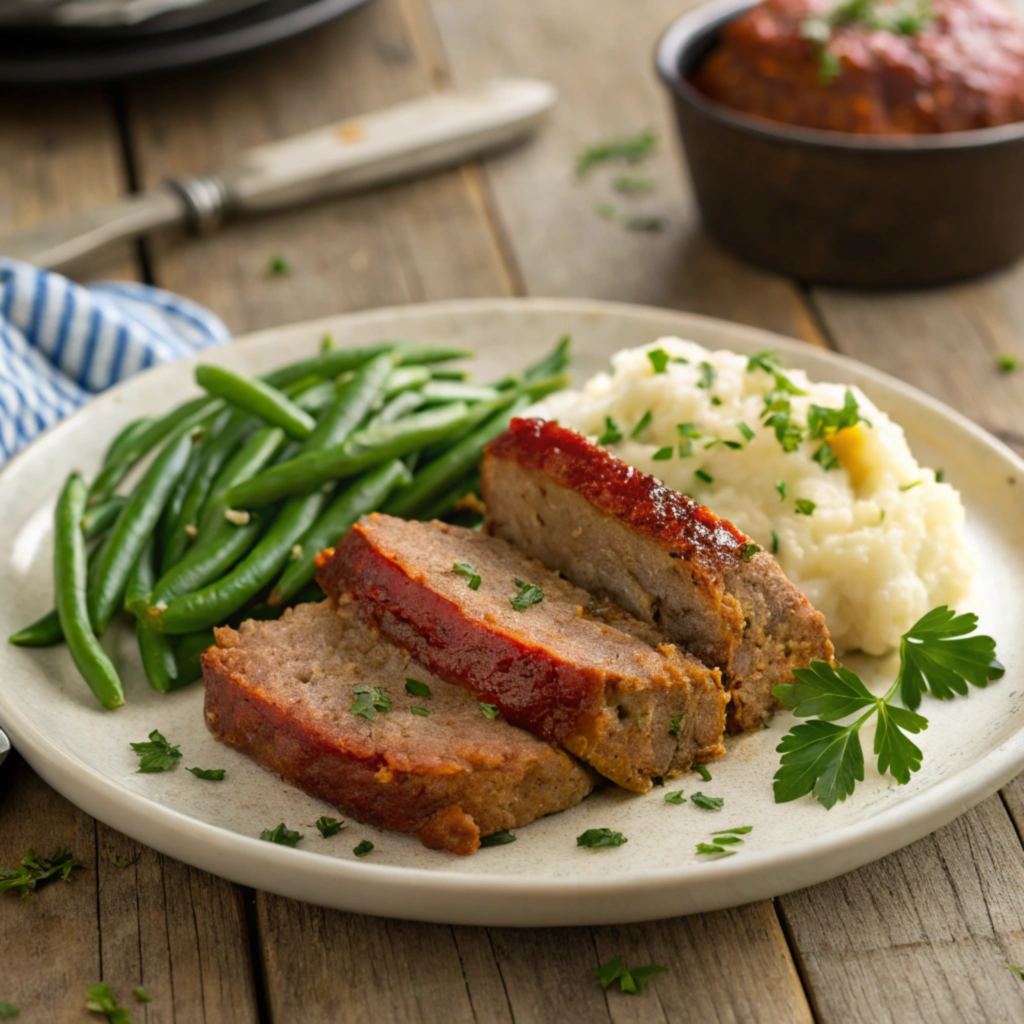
{"left": 2, "top": 78, "right": 556, "bottom": 273}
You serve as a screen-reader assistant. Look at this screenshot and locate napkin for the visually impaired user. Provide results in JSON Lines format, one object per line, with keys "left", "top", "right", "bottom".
{"left": 0, "top": 259, "right": 229, "bottom": 466}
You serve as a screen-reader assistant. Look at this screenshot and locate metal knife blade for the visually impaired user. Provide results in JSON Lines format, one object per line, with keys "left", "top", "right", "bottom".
{"left": 2, "top": 78, "right": 556, "bottom": 273}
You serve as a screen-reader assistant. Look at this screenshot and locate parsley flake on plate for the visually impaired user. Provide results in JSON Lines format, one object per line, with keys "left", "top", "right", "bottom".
{"left": 350, "top": 686, "right": 391, "bottom": 721}
{"left": 691, "top": 792, "right": 724, "bottom": 810}
{"left": 510, "top": 577, "right": 544, "bottom": 611}
{"left": 479, "top": 702, "right": 500, "bottom": 719}
{"left": 998, "top": 353, "right": 1020, "bottom": 373}
{"left": 260, "top": 823, "right": 302, "bottom": 848}
{"left": 696, "top": 842, "right": 735, "bottom": 857}
{"left": 577, "top": 828, "right": 628, "bottom": 848}
{"left": 594, "top": 202, "right": 618, "bottom": 221}
{"left": 268, "top": 254, "right": 291, "bottom": 276}
{"left": 480, "top": 830, "right": 517, "bottom": 847}
{"left": 0, "top": 847, "right": 80, "bottom": 899}
{"left": 624, "top": 215, "right": 666, "bottom": 233}
{"left": 353, "top": 840, "right": 374, "bottom": 857}
{"left": 405, "top": 678, "right": 431, "bottom": 698}
{"left": 597, "top": 416, "right": 624, "bottom": 445}
{"left": 452, "top": 561, "right": 481, "bottom": 590}
{"left": 316, "top": 816, "right": 345, "bottom": 838}
{"left": 594, "top": 955, "right": 666, "bottom": 995}
{"left": 613, "top": 174, "right": 656, "bottom": 194}
{"left": 664, "top": 790, "right": 685, "bottom": 805}
{"left": 187, "top": 767, "right": 225, "bottom": 781}
{"left": 694, "top": 764, "right": 712, "bottom": 782}
{"left": 130, "top": 730, "right": 182, "bottom": 773}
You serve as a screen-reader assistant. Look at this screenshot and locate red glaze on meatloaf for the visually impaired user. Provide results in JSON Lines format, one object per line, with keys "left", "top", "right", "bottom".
{"left": 482, "top": 418, "right": 833, "bottom": 732}
{"left": 318, "top": 515, "right": 727, "bottom": 793}
{"left": 202, "top": 600, "right": 594, "bottom": 855}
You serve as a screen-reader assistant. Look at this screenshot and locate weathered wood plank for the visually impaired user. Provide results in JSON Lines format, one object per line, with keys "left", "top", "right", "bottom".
{"left": 779, "top": 796, "right": 1024, "bottom": 1024}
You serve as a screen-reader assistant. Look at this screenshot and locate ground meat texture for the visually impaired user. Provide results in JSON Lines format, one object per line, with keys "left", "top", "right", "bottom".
{"left": 202, "top": 600, "right": 594, "bottom": 855}
{"left": 691, "top": 0, "right": 1024, "bottom": 134}
{"left": 318, "top": 514, "right": 727, "bottom": 793}
{"left": 481, "top": 418, "right": 834, "bottom": 732}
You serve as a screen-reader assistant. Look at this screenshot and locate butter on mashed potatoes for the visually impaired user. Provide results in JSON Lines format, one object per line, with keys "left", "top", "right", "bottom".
{"left": 530, "top": 337, "right": 973, "bottom": 656}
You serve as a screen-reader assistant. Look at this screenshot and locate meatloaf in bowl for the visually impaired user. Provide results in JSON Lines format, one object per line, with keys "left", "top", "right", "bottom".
{"left": 656, "top": 0, "right": 1024, "bottom": 286}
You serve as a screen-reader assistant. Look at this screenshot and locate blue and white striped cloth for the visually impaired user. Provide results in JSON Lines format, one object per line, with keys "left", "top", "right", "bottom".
{"left": 0, "top": 259, "right": 230, "bottom": 465}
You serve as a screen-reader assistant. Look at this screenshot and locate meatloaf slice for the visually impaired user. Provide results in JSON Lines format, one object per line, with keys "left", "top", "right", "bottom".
{"left": 202, "top": 600, "right": 593, "bottom": 855}
{"left": 318, "top": 514, "right": 727, "bottom": 793}
{"left": 481, "top": 418, "right": 834, "bottom": 733}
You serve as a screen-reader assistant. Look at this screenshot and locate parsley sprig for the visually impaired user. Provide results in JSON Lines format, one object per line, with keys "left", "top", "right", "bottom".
{"left": 510, "top": 577, "right": 544, "bottom": 611}
{"left": 0, "top": 847, "right": 80, "bottom": 899}
{"left": 773, "top": 607, "right": 1001, "bottom": 809}
{"left": 594, "top": 956, "right": 665, "bottom": 995}
{"left": 350, "top": 686, "right": 391, "bottom": 721}
{"left": 85, "top": 983, "right": 131, "bottom": 1023}
{"left": 130, "top": 730, "right": 181, "bottom": 773}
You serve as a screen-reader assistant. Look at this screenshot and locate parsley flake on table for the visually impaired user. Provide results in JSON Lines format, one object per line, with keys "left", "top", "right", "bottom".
{"left": 480, "top": 830, "right": 517, "bottom": 847}
{"left": 479, "top": 702, "right": 500, "bottom": 719}
{"left": 594, "top": 955, "right": 666, "bottom": 995}
{"left": 998, "top": 354, "right": 1020, "bottom": 373}
{"left": 452, "top": 562, "right": 481, "bottom": 590}
{"left": 1012, "top": 965, "right": 1024, "bottom": 979}
{"left": 647, "top": 348, "right": 670, "bottom": 374}
{"left": 353, "top": 840, "right": 374, "bottom": 857}
{"left": 694, "top": 764, "right": 712, "bottom": 782}
{"left": 697, "top": 361, "right": 716, "bottom": 390}
{"left": 187, "top": 767, "right": 225, "bottom": 781}
{"left": 631, "top": 410, "right": 653, "bottom": 438}
{"left": 268, "top": 254, "right": 291, "bottom": 276}
{"left": 316, "top": 816, "right": 345, "bottom": 838}
{"left": 575, "top": 129, "right": 658, "bottom": 176}
{"left": 1, "top": 847, "right": 80, "bottom": 899}
{"left": 133, "top": 988, "right": 152, "bottom": 1004}
{"left": 85, "top": 983, "right": 130, "bottom": 1023}
{"left": 664, "top": 790, "right": 685, "bottom": 804}
{"left": 594, "top": 201, "right": 618, "bottom": 221}
{"left": 652, "top": 446, "right": 673, "bottom": 461}
{"left": 597, "top": 415, "right": 624, "bottom": 445}
{"left": 0, "top": 1002, "right": 17, "bottom": 1019}
{"left": 613, "top": 174, "right": 657, "bottom": 194}
{"left": 510, "top": 577, "right": 544, "bottom": 611}
{"left": 405, "top": 678, "right": 431, "bottom": 698}
{"left": 260, "top": 823, "right": 302, "bottom": 848}
{"left": 795, "top": 499, "right": 816, "bottom": 516}
{"left": 691, "top": 792, "right": 724, "bottom": 810}
{"left": 112, "top": 854, "right": 135, "bottom": 870}
{"left": 577, "top": 828, "right": 628, "bottom": 848}
{"left": 130, "top": 730, "right": 182, "bottom": 773}
{"left": 350, "top": 686, "right": 391, "bottom": 721}
{"left": 624, "top": 215, "right": 666, "bottom": 233}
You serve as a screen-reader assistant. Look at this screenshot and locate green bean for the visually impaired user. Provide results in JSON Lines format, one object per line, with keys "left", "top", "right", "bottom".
{"left": 366, "top": 389, "right": 425, "bottom": 429}
{"left": 88, "top": 395, "right": 221, "bottom": 505}
{"left": 420, "top": 381, "right": 501, "bottom": 405}
{"left": 383, "top": 365, "right": 431, "bottom": 397}
{"left": 79, "top": 496, "right": 127, "bottom": 541}
{"left": 88, "top": 421, "right": 199, "bottom": 634}
{"left": 8, "top": 608, "right": 63, "bottom": 647}
{"left": 425, "top": 365, "right": 468, "bottom": 381}
{"left": 270, "top": 459, "right": 413, "bottom": 605}
{"left": 126, "top": 537, "right": 179, "bottom": 694}
{"left": 416, "top": 472, "right": 481, "bottom": 522}
{"left": 304, "top": 352, "right": 396, "bottom": 450}
{"left": 384, "top": 397, "right": 530, "bottom": 518}
{"left": 225, "top": 402, "right": 470, "bottom": 509}
{"left": 196, "top": 365, "right": 316, "bottom": 439}
{"left": 262, "top": 343, "right": 469, "bottom": 390}
{"left": 492, "top": 335, "right": 572, "bottom": 390}
{"left": 53, "top": 474, "right": 124, "bottom": 709}
{"left": 102, "top": 417, "right": 154, "bottom": 469}
{"left": 292, "top": 379, "right": 338, "bottom": 416}
{"left": 170, "top": 630, "right": 215, "bottom": 689}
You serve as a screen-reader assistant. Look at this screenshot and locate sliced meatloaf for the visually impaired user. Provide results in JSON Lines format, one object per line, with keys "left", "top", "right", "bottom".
{"left": 202, "top": 600, "right": 593, "bottom": 855}
{"left": 318, "top": 514, "right": 727, "bottom": 793}
{"left": 481, "top": 418, "right": 834, "bottom": 733}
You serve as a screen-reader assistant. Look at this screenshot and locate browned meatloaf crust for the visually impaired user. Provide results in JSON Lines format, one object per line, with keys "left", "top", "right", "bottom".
{"left": 481, "top": 418, "right": 834, "bottom": 733}
{"left": 691, "top": 0, "right": 1024, "bottom": 134}
{"left": 318, "top": 514, "right": 727, "bottom": 793}
{"left": 202, "top": 600, "right": 594, "bottom": 855}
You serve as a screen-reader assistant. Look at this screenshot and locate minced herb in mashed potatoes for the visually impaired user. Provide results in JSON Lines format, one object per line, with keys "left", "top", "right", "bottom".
{"left": 531, "top": 337, "right": 973, "bottom": 655}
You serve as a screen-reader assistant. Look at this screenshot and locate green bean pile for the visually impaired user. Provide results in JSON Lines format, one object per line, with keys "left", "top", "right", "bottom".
{"left": 8, "top": 336, "right": 571, "bottom": 711}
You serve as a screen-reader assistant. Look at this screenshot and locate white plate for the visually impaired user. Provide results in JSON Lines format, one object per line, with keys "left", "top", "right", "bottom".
{"left": 1, "top": 298, "right": 1022, "bottom": 927}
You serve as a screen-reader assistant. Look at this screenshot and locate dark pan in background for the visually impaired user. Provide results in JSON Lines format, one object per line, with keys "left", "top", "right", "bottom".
{"left": 656, "top": 0, "right": 1024, "bottom": 288}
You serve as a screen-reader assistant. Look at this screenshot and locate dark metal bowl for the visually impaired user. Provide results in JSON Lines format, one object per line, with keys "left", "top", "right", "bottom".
{"left": 656, "top": 0, "right": 1024, "bottom": 287}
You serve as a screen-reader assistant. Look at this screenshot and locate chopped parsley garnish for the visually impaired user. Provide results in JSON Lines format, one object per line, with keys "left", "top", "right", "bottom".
{"left": 353, "top": 840, "right": 374, "bottom": 857}
{"left": 808, "top": 389, "right": 868, "bottom": 439}
{"left": 715, "top": 826, "right": 752, "bottom": 835}
{"left": 594, "top": 956, "right": 666, "bottom": 995}
{"left": 452, "top": 561, "right": 481, "bottom": 590}
{"left": 410, "top": 706, "right": 431, "bottom": 718}
{"left": 577, "top": 828, "right": 628, "bottom": 848}
{"left": 795, "top": 499, "right": 816, "bottom": 516}
{"left": 813, "top": 442, "right": 840, "bottom": 471}
{"left": 350, "top": 686, "right": 391, "bottom": 721}
{"left": 480, "top": 830, "right": 517, "bottom": 847}
{"left": 762, "top": 396, "right": 804, "bottom": 453}
{"left": 133, "top": 988, "right": 152, "bottom": 1003}
{"left": 1, "top": 847, "right": 79, "bottom": 899}
{"left": 695, "top": 469, "right": 713, "bottom": 484}
{"left": 479, "top": 702, "right": 500, "bottom": 719}
{"left": 696, "top": 830, "right": 749, "bottom": 856}
{"left": 998, "top": 353, "right": 1020, "bottom": 373}
{"left": 405, "top": 678, "right": 431, "bottom": 698}
{"left": 721, "top": 440, "right": 742, "bottom": 450}
{"left": 696, "top": 842, "right": 735, "bottom": 857}
{"left": 691, "top": 792, "right": 724, "bottom": 810}
{"left": 510, "top": 577, "right": 544, "bottom": 611}
{"left": 664, "top": 790, "right": 685, "bottom": 804}
{"left": 695, "top": 764, "right": 712, "bottom": 782}
{"left": 0, "top": 1002, "right": 17, "bottom": 1019}
{"left": 747, "top": 351, "right": 804, "bottom": 397}
{"left": 597, "top": 416, "right": 623, "bottom": 445}
{"left": 775, "top": 480, "right": 788, "bottom": 502}
{"left": 773, "top": 607, "right": 1001, "bottom": 809}
{"left": 260, "top": 823, "right": 302, "bottom": 847}
{"left": 316, "top": 816, "right": 345, "bottom": 838}
{"left": 85, "top": 983, "right": 130, "bottom": 1023}
{"left": 575, "top": 129, "right": 658, "bottom": 176}
{"left": 741, "top": 543, "right": 760, "bottom": 561}
{"left": 187, "top": 767, "right": 225, "bottom": 781}
{"left": 697, "top": 361, "right": 716, "bottom": 390}
{"left": 594, "top": 201, "right": 618, "bottom": 221}
{"left": 1012, "top": 965, "right": 1024, "bottom": 979}
{"left": 268, "top": 254, "right": 291, "bottom": 276}
{"left": 112, "top": 854, "right": 135, "bottom": 870}
{"left": 647, "top": 348, "right": 670, "bottom": 374}
{"left": 613, "top": 175, "right": 656, "bottom": 194}
{"left": 711, "top": 396, "right": 723, "bottom": 406}
{"left": 668, "top": 712, "right": 684, "bottom": 736}
{"left": 771, "top": 530, "right": 779, "bottom": 555}
{"left": 677, "top": 422, "right": 701, "bottom": 439}
{"left": 900, "top": 480, "right": 922, "bottom": 491}
{"left": 935, "top": 468, "right": 945, "bottom": 483}
{"left": 631, "top": 410, "right": 653, "bottom": 438}
{"left": 652, "top": 446, "right": 673, "bottom": 461}
{"left": 737, "top": 421, "right": 755, "bottom": 442}
{"left": 131, "top": 730, "right": 182, "bottom": 773}
{"left": 624, "top": 215, "right": 666, "bottom": 233}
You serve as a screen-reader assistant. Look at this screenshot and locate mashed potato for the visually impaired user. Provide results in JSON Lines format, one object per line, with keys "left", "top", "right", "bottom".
{"left": 531, "top": 337, "right": 973, "bottom": 655}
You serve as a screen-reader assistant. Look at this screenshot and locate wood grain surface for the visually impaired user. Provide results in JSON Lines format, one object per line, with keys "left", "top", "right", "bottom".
{"left": 2, "top": 0, "right": 1024, "bottom": 1020}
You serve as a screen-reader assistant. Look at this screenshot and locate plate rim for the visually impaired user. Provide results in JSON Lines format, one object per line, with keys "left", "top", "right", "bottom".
{"left": 2, "top": 294, "right": 1022, "bottom": 926}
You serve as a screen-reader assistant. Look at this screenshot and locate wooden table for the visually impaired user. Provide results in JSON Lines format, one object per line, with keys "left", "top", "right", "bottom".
{"left": 3, "top": 0, "right": 1024, "bottom": 1020}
